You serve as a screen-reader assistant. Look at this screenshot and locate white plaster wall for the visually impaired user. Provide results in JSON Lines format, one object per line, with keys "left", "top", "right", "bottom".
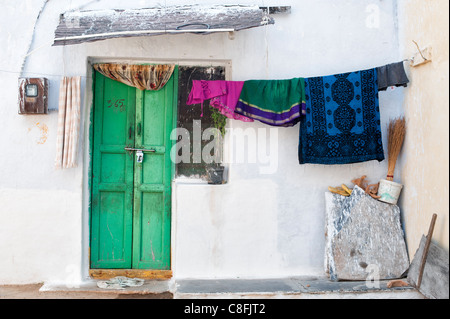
{"left": 0, "top": 0, "right": 404, "bottom": 284}
{"left": 396, "top": 0, "right": 449, "bottom": 257}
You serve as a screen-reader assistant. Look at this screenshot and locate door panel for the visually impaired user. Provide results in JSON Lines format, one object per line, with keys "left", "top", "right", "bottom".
{"left": 91, "top": 73, "right": 135, "bottom": 269}
{"left": 137, "top": 192, "right": 165, "bottom": 265}
{"left": 98, "top": 191, "right": 127, "bottom": 261}
{"left": 132, "top": 77, "right": 174, "bottom": 269}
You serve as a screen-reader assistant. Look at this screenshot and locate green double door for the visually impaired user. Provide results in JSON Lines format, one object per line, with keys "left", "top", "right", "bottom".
{"left": 90, "top": 69, "right": 176, "bottom": 270}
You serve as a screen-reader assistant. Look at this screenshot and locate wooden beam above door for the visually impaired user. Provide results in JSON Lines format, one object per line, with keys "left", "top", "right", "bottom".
{"left": 53, "top": 5, "right": 275, "bottom": 46}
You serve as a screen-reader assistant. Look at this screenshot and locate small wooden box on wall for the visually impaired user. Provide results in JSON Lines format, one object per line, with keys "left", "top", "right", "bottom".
{"left": 18, "top": 78, "right": 49, "bottom": 114}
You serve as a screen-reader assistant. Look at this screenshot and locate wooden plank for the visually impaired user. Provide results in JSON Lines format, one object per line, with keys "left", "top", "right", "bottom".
{"left": 89, "top": 269, "right": 172, "bottom": 280}
{"left": 98, "top": 184, "right": 127, "bottom": 192}
{"left": 53, "top": 5, "right": 274, "bottom": 46}
{"left": 417, "top": 214, "right": 437, "bottom": 288}
{"left": 408, "top": 235, "right": 449, "bottom": 299}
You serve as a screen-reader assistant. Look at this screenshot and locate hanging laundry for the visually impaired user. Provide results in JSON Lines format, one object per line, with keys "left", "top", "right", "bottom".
{"left": 234, "top": 78, "right": 306, "bottom": 127}
{"left": 299, "top": 69, "right": 385, "bottom": 165}
{"left": 187, "top": 80, "right": 253, "bottom": 122}
{"left": 377, "top": 61, "right": 409, "bottom": 91}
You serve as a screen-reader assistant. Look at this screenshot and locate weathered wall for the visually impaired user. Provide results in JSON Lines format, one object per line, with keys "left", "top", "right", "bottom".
{"left": 0, "top": 0, "right": 404, "bottom": 284}
{"left": 397, "top": 0, "right": 449, "bottom": 257}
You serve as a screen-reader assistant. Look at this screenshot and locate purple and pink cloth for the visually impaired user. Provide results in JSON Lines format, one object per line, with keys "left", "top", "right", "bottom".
{"left": 187, "top": 78, "right": 306, "bottom": 127}
{"left": 187, "top": 80, "right": 253, "bottom": 122}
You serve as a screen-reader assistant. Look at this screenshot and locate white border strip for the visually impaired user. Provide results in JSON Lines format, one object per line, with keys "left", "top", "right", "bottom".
{"left": 54, "top": 28, "right": 236, "bottom": 42}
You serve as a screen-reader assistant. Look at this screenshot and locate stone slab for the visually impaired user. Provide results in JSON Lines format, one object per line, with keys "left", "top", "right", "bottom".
{"left": 175, "top": 278, "right": 298, "bottom": 294}
{"left": 407, "top": 235, "right": 449, "bottom": 299}
{"left": 325, "top": 186, "right": 409, "bottom": 281}
{"left": 325, "top": 187, "right": 363, "bottom": 275}
{"left": 174, "top": 277, "right": 423, "bottom": 299}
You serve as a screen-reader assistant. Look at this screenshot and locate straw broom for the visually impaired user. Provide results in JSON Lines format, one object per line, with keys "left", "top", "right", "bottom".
{"left": 386, "top": 117, "right": 406, "bottom": 181}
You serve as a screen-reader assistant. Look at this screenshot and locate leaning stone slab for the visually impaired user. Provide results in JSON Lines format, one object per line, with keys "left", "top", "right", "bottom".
{"left": 324, "top": 186, "right": 364, "bottom": 276}
{"left": 407, "top": 235, "right": 449, "bottom": 299}
{"left": 325, "top": 186, "right": 409, "bottom": 281}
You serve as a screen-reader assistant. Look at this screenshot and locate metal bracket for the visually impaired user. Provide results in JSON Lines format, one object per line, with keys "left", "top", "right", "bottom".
{"left": 259, "top": 6, "right": 291, "bottom": 14}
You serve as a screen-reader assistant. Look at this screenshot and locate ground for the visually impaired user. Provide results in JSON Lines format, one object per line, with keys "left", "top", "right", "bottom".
{"left": 0, "top": 277, "right": 424, "bottom": 299}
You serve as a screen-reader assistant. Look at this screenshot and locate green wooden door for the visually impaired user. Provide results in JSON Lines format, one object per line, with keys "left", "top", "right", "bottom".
{"left": 91, "top": 69, "right": 176, "bottom": 270}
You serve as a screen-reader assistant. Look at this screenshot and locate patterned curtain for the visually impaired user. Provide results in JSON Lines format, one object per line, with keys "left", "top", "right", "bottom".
{"left": 93, "top": 63, "right": 175, "bottom": 91}
{"left": 55, "top": 76, "right": 81, "bottom": 169}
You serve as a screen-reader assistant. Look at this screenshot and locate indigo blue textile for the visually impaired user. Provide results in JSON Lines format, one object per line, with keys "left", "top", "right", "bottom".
{"left": 299, "top": 69, "right": 385, "bottom": 165}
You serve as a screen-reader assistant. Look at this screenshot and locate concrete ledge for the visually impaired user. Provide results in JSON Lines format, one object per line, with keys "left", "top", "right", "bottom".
{"left": 174, "top": 277, "right": 424, "bottom": 299}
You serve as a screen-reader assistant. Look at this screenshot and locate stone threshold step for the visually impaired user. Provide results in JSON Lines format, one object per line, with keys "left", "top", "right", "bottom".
{"left": 174, "top": 277, "right": 424, "bottom": 299}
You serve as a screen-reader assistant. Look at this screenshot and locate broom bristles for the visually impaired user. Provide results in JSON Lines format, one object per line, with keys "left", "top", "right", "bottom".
{"left": 387, "top": 117, "right": 406, "bottom": 181}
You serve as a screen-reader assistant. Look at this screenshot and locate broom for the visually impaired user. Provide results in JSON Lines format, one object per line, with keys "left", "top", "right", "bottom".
{"left": 386, "top": 117, "right": 406, "bottom": 181}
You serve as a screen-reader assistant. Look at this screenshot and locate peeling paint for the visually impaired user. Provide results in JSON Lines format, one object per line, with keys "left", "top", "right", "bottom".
{"left": 35, "top": 122, "right": 48, "bottom": 144}
{"left": 26, "top": 122, "right": 48, "bottom": 144}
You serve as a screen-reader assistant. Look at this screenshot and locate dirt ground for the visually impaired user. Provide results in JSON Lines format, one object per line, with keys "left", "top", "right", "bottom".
{"left": 0, "top": 283, "right": 173, "bottom": 299}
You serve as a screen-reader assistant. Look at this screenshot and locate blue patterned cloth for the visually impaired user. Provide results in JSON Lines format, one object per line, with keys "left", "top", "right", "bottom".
{"left": 299, "top": 69, "right": 385, "bottom": 165}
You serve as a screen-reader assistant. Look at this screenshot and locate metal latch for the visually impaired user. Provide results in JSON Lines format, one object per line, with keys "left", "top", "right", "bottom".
{"left": 124, "top": 147, "right": 156, "bottom": 153}
{"left": 136, "top": 150, "right": 144, "bottom": 163}
{"left": 124, "top": 147, "right": 156, "bottom": 163}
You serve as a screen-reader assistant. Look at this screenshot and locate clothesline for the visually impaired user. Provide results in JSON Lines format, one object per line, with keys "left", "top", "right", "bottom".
{"left": 187, "top": 61, "right": 408, "bottom": 125}
{"left": 186, "top": 60, "right": 409, "bottom": 166}
{"left": 0, "top": 68, "right": 88, "bottom": 79}
{"left": 1, "top": 59, "right": 408, "bottom": 84}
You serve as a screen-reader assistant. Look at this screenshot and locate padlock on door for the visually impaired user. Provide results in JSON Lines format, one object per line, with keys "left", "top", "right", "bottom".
{"left": 136, "top": 150, "right": 144, "bottom": 163}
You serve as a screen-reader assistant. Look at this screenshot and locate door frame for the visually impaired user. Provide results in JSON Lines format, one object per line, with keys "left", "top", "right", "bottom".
{"left": 85, "top": 61, "right": 178, "bottom": 279}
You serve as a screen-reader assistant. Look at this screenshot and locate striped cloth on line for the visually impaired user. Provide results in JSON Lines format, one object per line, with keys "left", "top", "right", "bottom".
{"left": 234, "top": 78, "right": 306, "bottom": 127}
{"left": 55, "top": 76, "right": 81, "bottom": 169}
